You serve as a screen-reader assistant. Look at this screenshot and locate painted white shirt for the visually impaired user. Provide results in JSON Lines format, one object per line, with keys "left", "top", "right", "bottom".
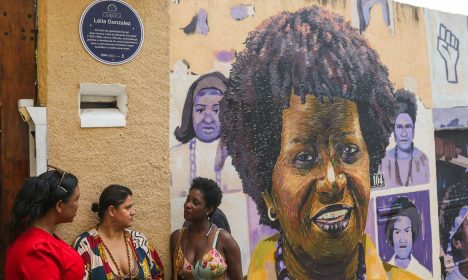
{"left": 388, "top": 254, "right": 432, "bottom": 279}
{"left": 378, "top": 146, "right": 430, "bottom": 188}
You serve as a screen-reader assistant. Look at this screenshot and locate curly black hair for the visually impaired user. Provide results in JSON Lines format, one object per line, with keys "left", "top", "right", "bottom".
{"left": 221, "top": 5, "right": 396, "bottom": 229}
{"left": 190, "top": 177, "right": 222, "bottom": 215}
{"left": 394, "top": 89, "right": 417, "bottom": 125}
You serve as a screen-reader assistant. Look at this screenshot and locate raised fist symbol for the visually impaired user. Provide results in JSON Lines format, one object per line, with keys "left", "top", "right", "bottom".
{"left": 437, "top": 24, "right": 459, "bottom": 84}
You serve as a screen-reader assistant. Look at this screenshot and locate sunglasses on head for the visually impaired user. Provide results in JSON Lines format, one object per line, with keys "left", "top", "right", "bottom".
{"left": 47, "top": 165, "right": 68, "bottom": 193}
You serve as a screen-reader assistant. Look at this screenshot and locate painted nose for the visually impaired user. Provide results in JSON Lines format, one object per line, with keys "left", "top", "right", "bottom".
{"left": 203, "top": 111, "right": 214, "bottom": 123}
{"left": 315, "top": 161, "right": 347, "bottom": 201}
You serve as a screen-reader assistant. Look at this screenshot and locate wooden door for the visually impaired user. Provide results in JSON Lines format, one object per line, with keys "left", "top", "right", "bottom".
{"left": 0, "top": 0, "right": 36, "bottom": 277}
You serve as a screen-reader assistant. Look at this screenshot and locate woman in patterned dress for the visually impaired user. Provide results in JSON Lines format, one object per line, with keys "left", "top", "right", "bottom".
{"left": 74, "top": 184, "right": 164, "bottom": 280}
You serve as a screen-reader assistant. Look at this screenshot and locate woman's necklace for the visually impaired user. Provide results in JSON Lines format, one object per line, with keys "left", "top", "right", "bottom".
{"left": 100, "top": 230, "right": 133, "bottom": 280}
{"left": 394, "top": 144, "right": 413, "bottom": 186}
{"left": 189, "top": 139, "right": 222, "bottom": 187}
{"left": 183, "top": 222, "right": 214, "bottom": 280}
{"left": 274, "top": 235, "right": 366, "bottom": 279}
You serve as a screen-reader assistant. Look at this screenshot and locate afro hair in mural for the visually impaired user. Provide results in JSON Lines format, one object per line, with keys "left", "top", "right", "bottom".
{"left": 394, "top": 89, "right": 418, "bottom": 125}
{"left": 221, "top": 5, "right": 396, "bottom": 228}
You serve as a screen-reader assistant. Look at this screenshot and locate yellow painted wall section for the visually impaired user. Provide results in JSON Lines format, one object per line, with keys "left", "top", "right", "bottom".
{"left": 37, "top": 0, "right": 171, "bottom": 270}
{"left": 170, "top": 0, "right": 432, "bottom": 107}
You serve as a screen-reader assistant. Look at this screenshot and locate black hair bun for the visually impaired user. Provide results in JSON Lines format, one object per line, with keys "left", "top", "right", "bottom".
{"left": 91, "top": 203, "right": 99, "bottom": 213}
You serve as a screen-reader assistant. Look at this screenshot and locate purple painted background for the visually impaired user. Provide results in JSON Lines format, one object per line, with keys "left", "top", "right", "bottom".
{"left": 376, "top": 190, "right": 433, "bottom": 272}
{"left": 365, "top": 198, "right": 376, "bottom": 243}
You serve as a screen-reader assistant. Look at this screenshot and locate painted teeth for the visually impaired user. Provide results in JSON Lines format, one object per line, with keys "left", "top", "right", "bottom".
{"left": 317, "top": 209, "right": 348, "bottom": 220}
{"left": 319, "top": 219, "right": 349, "bottom": 233}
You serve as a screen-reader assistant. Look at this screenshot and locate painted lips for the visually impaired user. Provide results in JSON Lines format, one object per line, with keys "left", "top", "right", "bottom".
{"left": 312, "top": 204, "right": 353, "bottom": 233}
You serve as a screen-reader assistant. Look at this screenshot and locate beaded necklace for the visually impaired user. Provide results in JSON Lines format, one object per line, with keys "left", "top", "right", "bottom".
{"left": 394, "top": 143, "right": 413, "bottom": 186}
{"left": 100, "top": 230, "right": 133, "bottom": 280}
{"left": 274, "top": 235, "right": 366, "bottom": 279}
{"left": 189, "top": 139, "right": 222, "bottom": 187}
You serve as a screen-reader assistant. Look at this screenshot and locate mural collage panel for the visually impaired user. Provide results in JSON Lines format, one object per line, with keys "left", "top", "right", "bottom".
{"left": 170, "top": 0, "right": 467, "bottom": 279}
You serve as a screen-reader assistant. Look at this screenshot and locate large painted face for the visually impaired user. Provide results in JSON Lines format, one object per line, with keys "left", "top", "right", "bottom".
{"left": 192, "top": 89, "right": 223, "bottom": 143}
{"left": 271, "top": 94, "right": 370, "bottom": 264}
{"left": 392, "top": 216, "right": 413, "bottom": 259}
{"left": 394, "top": 113, "right": 414, "bottom": 151}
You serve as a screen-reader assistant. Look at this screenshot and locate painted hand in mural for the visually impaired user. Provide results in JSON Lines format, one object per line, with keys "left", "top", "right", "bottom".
{"left": 435, "top": 136, "right": 461, "bottom": 161}
{"left": 437, "top": 24, "right": 459, "bottom": 84}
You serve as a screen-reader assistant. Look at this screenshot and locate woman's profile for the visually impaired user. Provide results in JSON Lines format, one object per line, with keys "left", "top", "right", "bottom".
{"left": 74, "top": 184, "right": 164, "bottom": 279}
{"left": 5, "top": 168, "right": 83, "bottom": 279}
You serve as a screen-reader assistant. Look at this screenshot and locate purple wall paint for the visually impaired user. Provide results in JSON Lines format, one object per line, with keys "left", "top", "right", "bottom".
{"left": 365, "top": 198, "right": 376, "bottom": 244}
{"left": 376, "top": 190, "right": 433, "bottom": 272}
{"left": 247, "top": 195, "right": 277, "bottom": 254}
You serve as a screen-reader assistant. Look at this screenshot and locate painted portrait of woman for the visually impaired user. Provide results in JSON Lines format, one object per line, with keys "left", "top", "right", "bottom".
{"left": 220, "top": 5, "right": 420, "bottom": 280}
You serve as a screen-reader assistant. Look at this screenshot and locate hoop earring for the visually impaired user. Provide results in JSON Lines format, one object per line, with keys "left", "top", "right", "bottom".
{"left": 267, "top": 207, "right": 278, "bottom": 221}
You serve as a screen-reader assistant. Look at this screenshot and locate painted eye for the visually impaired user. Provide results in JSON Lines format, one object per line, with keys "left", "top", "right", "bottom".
{"left": 293, "top": 151, "right": 317, "bottom": 169}
{"left": 338, "top": 144, "right": 360, "bottom": 164}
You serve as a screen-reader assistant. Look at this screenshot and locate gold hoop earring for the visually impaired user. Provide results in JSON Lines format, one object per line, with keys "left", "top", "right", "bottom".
{"left": 267, "top": 207, "right": 278, "bottom": 221}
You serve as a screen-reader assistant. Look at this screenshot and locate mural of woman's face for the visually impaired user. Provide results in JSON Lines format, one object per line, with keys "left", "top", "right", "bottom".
{"left": 392, "top": 216, "right": 413, "bottom": 260}
{"left": 271, "top": 94, "right": 370, "bottom": 264}
{"left": 394, "top": 113, "right": 414, "bottom": 151}
{"left": 192, "top": 89, "right": 223, "bottom": 143}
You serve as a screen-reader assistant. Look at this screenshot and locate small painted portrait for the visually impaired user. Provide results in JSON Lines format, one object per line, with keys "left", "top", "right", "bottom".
{"left": 170, "top": 72, "right": 241, "bottom": 197}
{"left": 378, "top": 90, "right": 430, "bottom": 188}
{"left": 221, "top": 5, "right": 419, "bottom": 280}
{"left": 439, "top": 179, "right": 468, "bottom": 279}
{"left": 380, "top": 196, "right": 432, "bottom": 279}
{"left": 376, "top": 192, "right": 432, "bottom": 279}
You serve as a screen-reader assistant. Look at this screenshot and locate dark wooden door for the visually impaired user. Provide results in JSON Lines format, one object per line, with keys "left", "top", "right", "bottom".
{"left": 0, "top": 0, "right": 36, "bottom": 277}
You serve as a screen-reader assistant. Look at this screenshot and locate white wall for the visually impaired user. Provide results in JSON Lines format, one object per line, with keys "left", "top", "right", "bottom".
{"left": 396, "top": 0, "right": 468, "bottom": 15}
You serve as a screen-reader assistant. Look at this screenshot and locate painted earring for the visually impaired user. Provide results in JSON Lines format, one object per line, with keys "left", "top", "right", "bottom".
{"left": 267, "top": 207, "right": 278, "bottom": 221}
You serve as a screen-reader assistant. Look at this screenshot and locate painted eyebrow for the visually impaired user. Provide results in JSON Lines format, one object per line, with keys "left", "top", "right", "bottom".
{"left": 194, "top": 104, "right": 207, "bottom": 107}
{"left": 290, "top": 137, "right": 316, "bottom": 144}
{"left": 290, "top": 131, "right": 358, "bottom": 144}
{"left": 334, "top": 131, "right": 359, "bottom": 138}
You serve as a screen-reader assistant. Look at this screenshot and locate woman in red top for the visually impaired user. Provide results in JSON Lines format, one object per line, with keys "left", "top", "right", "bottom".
{"left": 5, "top": 167, "right": 84, "bottom": 280}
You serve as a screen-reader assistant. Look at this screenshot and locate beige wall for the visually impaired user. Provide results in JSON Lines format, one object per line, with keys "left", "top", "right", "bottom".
{"left": 37, "top": 0, "right": 170, "bottom": 270}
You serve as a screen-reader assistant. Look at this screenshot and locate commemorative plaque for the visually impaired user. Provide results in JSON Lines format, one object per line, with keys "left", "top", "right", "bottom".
{"left": 79, "top": 0, "right": 144, "bottom": 65}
